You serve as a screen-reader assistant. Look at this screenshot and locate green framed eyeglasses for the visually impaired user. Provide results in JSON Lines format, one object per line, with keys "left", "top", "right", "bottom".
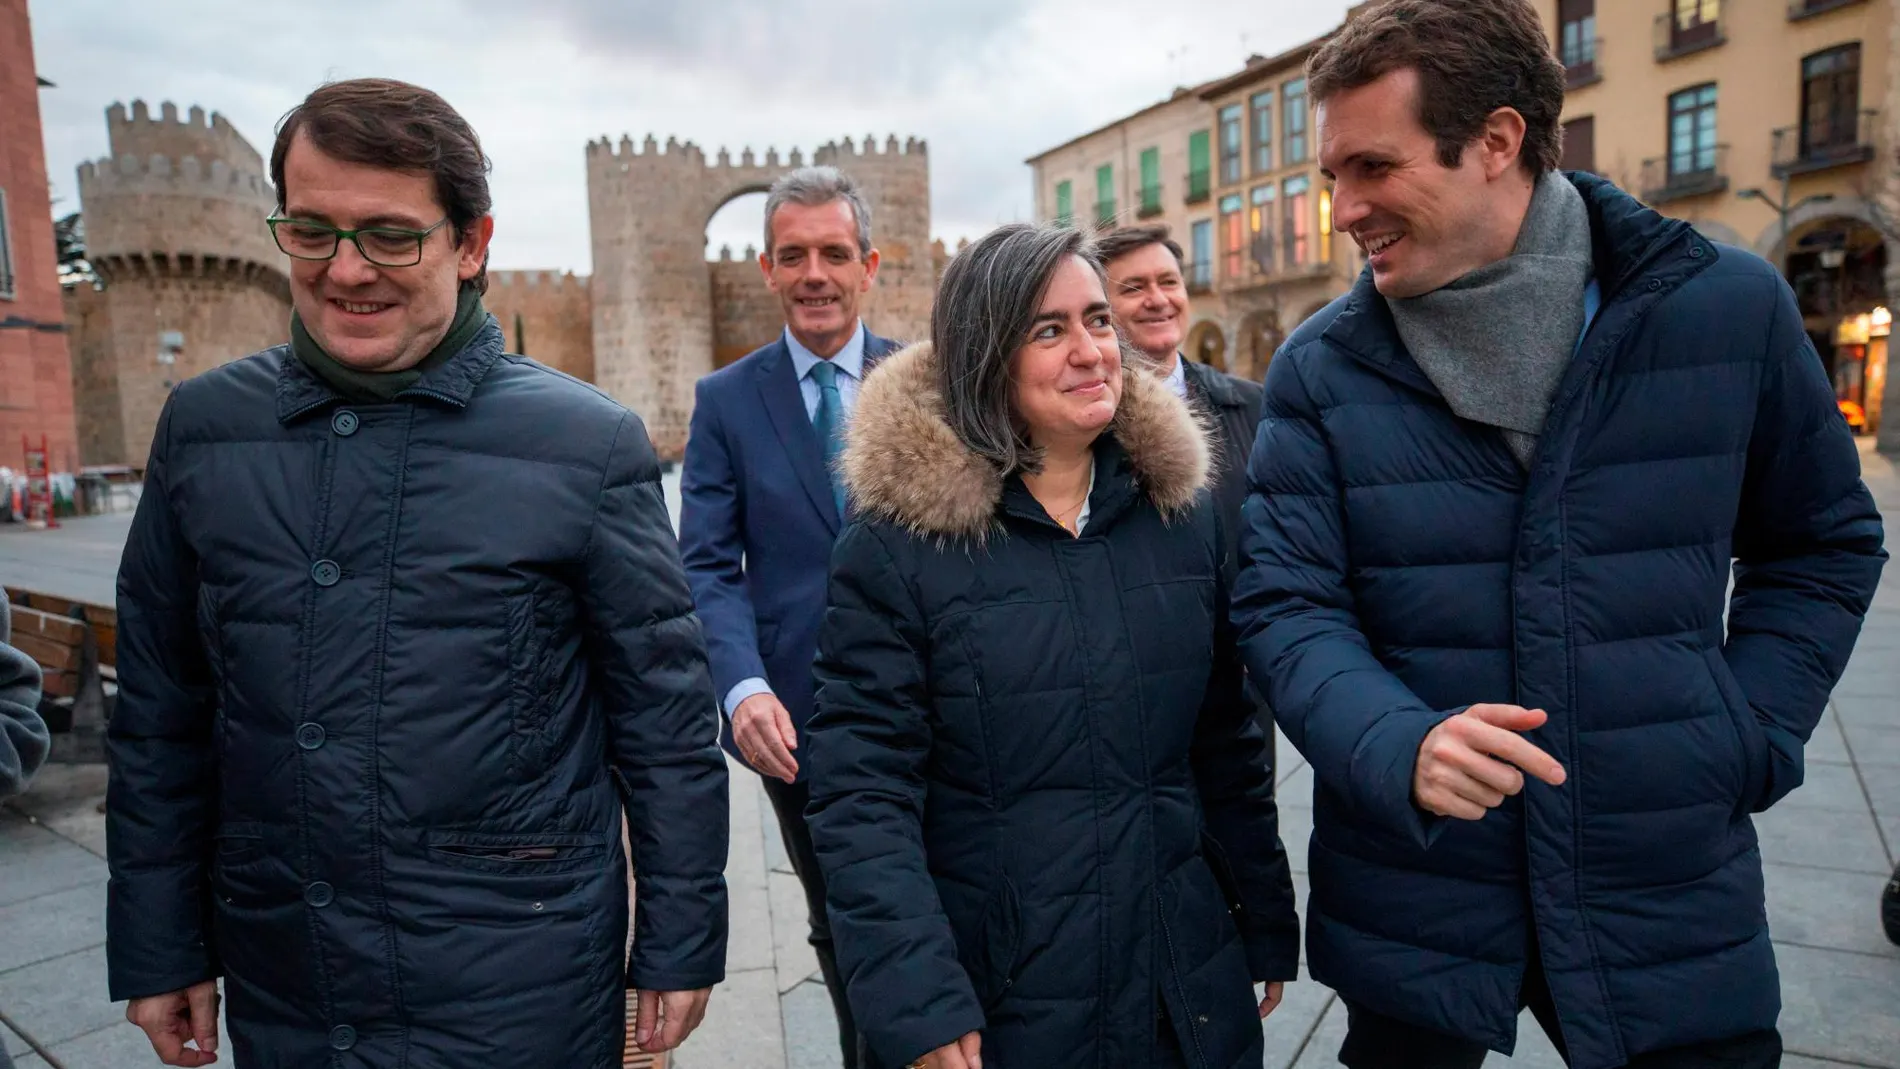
{"left": 266, "top": 215, "right": 451, "bottom": 267}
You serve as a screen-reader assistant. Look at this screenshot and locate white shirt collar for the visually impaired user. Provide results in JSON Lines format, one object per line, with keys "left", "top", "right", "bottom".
{"left": 1164, "top": 353, "right": 1188, "bottom": 400}
{"left": 785, "top": 321, "right": 868, "bottom": 383}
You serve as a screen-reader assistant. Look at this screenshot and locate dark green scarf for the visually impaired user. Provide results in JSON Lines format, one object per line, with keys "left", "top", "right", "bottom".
{"left": 291, "top": 286, "right": 488, "bottom": 402}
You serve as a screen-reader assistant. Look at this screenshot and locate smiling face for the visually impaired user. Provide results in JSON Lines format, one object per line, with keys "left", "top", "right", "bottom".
{"left": 760, "top": 198, "right": 880, "bottom": 357}
{"left": 1010, "top": 255, "right": 1123, "bottom": 450}
{"left": 1102, "top": 242, "right": 1190, "bottom": 367}
{"left": 1317, "top": 67, "right": 1529, "bottom": 299}
{"left": 280, "top": 130, "right": 491, "bottom": 371}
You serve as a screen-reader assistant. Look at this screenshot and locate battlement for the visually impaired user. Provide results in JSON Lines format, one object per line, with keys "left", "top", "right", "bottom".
{"left": 105, "top": 99, "right": 265, "bottom": 174}
{"left": 78, "top": 153, "right": 273, "bottom": 202}
{"left": 587, "top": 133, "right": 926, "bottom": 169}
{"left": 489, "top": 269, "right": 591, "bottom": 292}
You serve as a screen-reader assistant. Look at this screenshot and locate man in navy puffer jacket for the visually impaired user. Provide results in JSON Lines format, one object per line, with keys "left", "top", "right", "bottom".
{"left": 1233, "top": 3, "right": 1888, "bottom": 1068}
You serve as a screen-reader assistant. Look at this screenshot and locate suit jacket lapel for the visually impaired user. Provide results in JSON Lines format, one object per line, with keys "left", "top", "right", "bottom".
{"left": 756, "top": 341, "right": 841, "bottom": 534}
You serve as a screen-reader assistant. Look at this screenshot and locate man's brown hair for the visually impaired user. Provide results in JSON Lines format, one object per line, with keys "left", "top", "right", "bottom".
{"left": 1305, "top": 0, "right": 1567, "bottom": 174}
{"left": 271, "top": 78, "right": 494, "bottom": 293}
{"left": 1094, "top": 224, "right": 1185, "bottom": 272}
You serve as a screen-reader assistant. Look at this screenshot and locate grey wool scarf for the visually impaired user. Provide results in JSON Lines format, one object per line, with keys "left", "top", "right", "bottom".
{"left": 1388, "top": 171, "right": 1594, "bottom": 468}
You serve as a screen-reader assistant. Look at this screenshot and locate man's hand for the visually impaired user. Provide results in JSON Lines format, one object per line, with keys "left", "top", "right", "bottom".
{"left": 126, "top": 981, "right": 220, "bottom": 1067}
{"left": 1258, "top": 981, "right": 1285, "bottom": 1019}
{"left": 634, "top": 988, "right": 713, "bottom": 1053}
{"left": 907, "top": 1031, "right": 983, "bottom": 1069}
{"left": 732, "top": 693, "right": 799, "bottom": 783}
{"left": 1414, "top": 704, "right": 1568, "bottom": 820}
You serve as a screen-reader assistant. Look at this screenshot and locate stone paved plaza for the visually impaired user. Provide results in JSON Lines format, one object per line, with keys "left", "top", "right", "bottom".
{"left": 1, "top": 446, "right": 1896, "bottom": 1068}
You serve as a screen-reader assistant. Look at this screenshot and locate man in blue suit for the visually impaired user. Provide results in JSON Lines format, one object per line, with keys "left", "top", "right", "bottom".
{"left": 679, "top": 165, "right": 901, "bottom": 1069}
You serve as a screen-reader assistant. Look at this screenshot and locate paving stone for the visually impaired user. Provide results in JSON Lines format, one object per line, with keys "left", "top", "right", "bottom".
{"left": 1831, "top": 690, "right": 1896, "bottom": 732}
{"left": 1263, "top": 975, "right": 1333, "bottom": 1069}
{"left": 6, "top": 765, "right": 109, "bottom": 859}
{"left": 1277, "top": 761, "right": 1315, "bottom": 809}
{"left": 780, "top": 978, "right": 845, "bottom": 1069}
{"left": 1289, "top": 995, "right": 1355, "bottom": 1069}
{"left": 0, "top": 816, "right": 106, "bottom": 909}
{"left": 672, "top": 967, "right": 783, "bottom": 1069}
{"left": 0, "top": 883, "right": 105, "bottom": 975}
{"left": 1281, "top": 806, "right": 1313, "bottom": 877}
{"left": 7, "top": 1054, "right": 46, "bottom": 1069}
{"left": 1779, "top": 758, "right": 1875, "bottom": 813}
{"left": 1807, "top": 709, "right": 1854, "bottom": 766}
{"left": 1842, "top": 723, "right": 1900, "bottom": 770}
{"left": 1777, "top": 942, "right": 1900, "bottom": 1067}
{"left": 1753, "top": 804, "right": 1891, "bottom": 875}
{"left": 1765, "top": 863, "right": 1900, "bottom": 958}
{"left": 723, "top": 761, "right": 777, "bottom": 976}
{"left": 0, "top": 946, "right": 119, "bottom": 1055}
{"left": 769, "top": 870, "right": 821, "bottom": 995}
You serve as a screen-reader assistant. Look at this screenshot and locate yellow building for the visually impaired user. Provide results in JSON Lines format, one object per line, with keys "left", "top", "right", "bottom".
{"left": 1198, "top": 39, "right": 1360, "bottom": 382}
{"left": 1551, "top": 0, "right": 1896, "bottom": 439}
{"left": 1024, "top": 33, "right": 1359, "bottom": 383}
{"left": 1026, "top": 79, "right": 1238, "bottom": 361}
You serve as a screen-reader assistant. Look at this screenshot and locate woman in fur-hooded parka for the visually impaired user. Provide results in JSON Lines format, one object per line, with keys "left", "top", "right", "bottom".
{"left": 805, "top": 337, "right": 1300, "bottom": 1069}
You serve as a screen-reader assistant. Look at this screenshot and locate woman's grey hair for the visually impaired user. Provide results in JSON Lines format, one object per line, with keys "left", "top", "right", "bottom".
{"left": 934, "top": 222, "right": 1107, "bottom": 476}
{"left": 763, "top": 166, "right": 873, "bottom": 256}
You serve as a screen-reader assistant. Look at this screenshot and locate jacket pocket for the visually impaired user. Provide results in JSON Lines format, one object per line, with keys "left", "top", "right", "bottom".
{"left": 1199, "top": 831, "right": 1246, "bottom": 923}
{"left": 425, "top": 830, "right": 606, "bottom": 876}
{"left": 214, "top": 821, "right": 266, "bottom": 869}
{"left": 505, "top": 585, "right": 565, "bottom": 778}
{"left": 1703, "top": 647, "right": 1767, "bottom": 819}
{"left": 974, "top": 874, "right": 1023, "bottom": 1014}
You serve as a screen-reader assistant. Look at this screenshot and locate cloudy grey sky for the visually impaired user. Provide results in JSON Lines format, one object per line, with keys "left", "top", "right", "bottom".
{"left": 29, "top": 0, "right": 1352, "bottom": 272}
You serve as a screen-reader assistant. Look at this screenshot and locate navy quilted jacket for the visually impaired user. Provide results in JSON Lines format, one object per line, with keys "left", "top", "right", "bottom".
{"left": 105, "top": 319, "right": 729, "bottom": 1067}
{"left": 1233, "top": 173, "right": 1886, "bottom": 1069}
{"left": 808, "top": 344, "right": 1299, "bottom": 1069}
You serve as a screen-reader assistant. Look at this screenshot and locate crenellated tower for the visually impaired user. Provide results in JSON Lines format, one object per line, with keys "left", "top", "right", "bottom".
{"left": 67, "top": 99, "right": 290, "bottom": 466}
{"left": 585, "top": 132, "right": 931, "bottom": 457}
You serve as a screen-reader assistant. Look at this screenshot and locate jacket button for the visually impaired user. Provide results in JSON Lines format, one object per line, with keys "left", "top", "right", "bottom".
{"left": 310, "top": 560, "right": 341, "bottom": 587}
{"left": 329, "top": 1024, "right": 356, "bottom": 1050}
{"left": 296, "top": 723, "right": 326, "bottom": 750}
{"left": 1197, "top": 1014, "right": 1209, "bottom": 1025}
{"left": 1690, "top": 246, "right": 1704, "bottom": 258}
{"left": 1647, "top": 277, "right": 1663, "bottom": 291}
{"left": 331, "top": 410, "right": 359, "bottom": 436}
{"left": 305, "top": 881, "right": 335, "bottom": 907}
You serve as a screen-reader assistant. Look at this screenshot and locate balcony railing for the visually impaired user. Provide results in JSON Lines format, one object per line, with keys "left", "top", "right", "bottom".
{"left": 1654, "top": 9, "right": 1725, "bottom": 61}
{"left": 1772, "top": 109, "right": 1879, "bottom": 177}
{"left": 1137, "top": 184, "right": 1164, "bottom": 218}
{"left": 1093, "top": 199, "right": 1117, "bottom": 227}
{"left": 1186, "top": 260, "right": 1213, "bottom": 294}
{"left": 1640, "top": 145, "right": 1729, "bottom": 204}
{"left": 1789, "top": 0, "right": 1868, "bottom": 19}
{"left": 1564, "top": 37, "right": 1603, "bottom": 90}
{"left": 1185, "top": 169, "right": 1212, "bottom": 205}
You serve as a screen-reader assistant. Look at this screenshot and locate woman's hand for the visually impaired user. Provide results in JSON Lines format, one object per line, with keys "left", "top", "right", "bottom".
{"left": 1258, "top": 981, "right": 1286, "bottom": 1019}
{"left": 907, "top": 1031, "right": 983, "bottom": 1069}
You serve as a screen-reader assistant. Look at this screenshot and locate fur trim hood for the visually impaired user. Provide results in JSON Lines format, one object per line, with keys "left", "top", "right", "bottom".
{"left": 840, "top": 342, "right": 1211, "bottom": 541}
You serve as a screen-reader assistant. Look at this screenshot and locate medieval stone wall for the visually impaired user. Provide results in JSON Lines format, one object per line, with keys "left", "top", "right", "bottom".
{"left": 62, "top": 284, "right": 122, "bottom": 468}
{"left": 708, "top": 252, "right": 782, "bottom": 369}
{"left": 72, "top": 99, "right": 291, "bottom": 467}
{"left": 586, "top": 133, "right": 932, "bottom": 457}
{"left": 487, "top": 269, "right": 594, "bottom": 382}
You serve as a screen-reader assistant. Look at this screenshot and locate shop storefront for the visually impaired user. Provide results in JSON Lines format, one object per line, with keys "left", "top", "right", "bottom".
{"left": 1787, "top": 219, "right": 1889, "bottom": 437}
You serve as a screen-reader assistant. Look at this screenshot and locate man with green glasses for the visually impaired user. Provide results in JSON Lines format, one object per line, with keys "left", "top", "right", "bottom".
{"left": 106, "top": 77, "right": 730, "bottom": 1068}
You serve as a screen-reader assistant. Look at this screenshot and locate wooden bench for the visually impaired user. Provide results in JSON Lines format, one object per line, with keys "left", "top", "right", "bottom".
{"left": 6, "top": 587, "right": 113, "bottom": 763}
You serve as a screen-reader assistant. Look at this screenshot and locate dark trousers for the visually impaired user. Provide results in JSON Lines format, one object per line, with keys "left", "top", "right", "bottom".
{"left": 762, "top": 776, "right": 860, "bottom": 1069}
{"left": 1339, "top": 959, "right": 1782, "bottom": 1069}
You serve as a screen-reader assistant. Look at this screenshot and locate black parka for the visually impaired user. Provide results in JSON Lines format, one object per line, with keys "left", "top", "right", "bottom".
{"left": 807, "top": 344, "right": 1299, "bottom": 1069}
{"left": 105, "top": 320, "right": 729, "bottom": 1068}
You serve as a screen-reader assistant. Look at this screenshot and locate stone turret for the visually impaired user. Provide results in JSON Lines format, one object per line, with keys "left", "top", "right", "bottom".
{"left": 67, "top": 99, "right": 290, "bottom": 466}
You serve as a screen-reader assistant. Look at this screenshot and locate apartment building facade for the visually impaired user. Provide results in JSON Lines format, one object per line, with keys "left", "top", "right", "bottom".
{"left": 1553, "top": 0, "right": 1898, "bottom": 442}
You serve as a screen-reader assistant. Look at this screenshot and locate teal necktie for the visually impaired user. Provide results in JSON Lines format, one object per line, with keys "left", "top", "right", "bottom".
{"left": 809, "top": 360, "right": 847, "bottom": 517}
